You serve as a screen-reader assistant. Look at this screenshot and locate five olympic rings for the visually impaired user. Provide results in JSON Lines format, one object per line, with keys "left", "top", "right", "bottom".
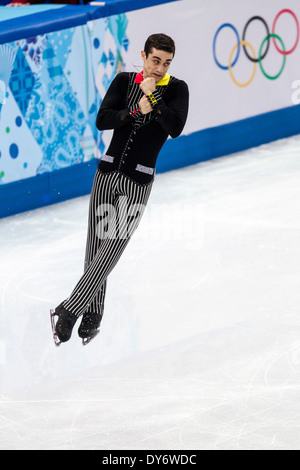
{"left": 213, "top": 9, "right": 300, "bottom": 87}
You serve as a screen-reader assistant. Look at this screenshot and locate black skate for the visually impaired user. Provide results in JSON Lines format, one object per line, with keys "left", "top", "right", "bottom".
{"left": 50, "top": 303, "right": 78, "bottom": 347}
{"left": 78, "top": 311, "right": 102, "bottom": 346}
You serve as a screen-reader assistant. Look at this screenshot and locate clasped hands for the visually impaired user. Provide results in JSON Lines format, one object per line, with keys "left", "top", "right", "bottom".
{"left": 139, "top": 77, "right": 156, "bottom": 115}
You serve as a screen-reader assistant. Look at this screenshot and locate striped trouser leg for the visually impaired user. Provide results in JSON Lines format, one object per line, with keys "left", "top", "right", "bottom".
{"left": 82, "top": 170, "right": 112, "bottom": 316}
{"left": 63, "top": 170, "right": 153, "bottom": 317}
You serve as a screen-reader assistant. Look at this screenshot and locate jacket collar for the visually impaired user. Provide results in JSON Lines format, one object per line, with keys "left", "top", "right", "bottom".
{"left": 135, "top": 72, "right": 171, "bottom": 86}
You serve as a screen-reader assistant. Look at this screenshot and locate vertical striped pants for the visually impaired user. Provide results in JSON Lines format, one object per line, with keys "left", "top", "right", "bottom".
{"left": 63, "top": 170, "right": 154, "bottom": 318}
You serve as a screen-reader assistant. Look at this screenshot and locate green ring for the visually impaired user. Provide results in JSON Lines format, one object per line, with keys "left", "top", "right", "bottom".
{"left": 259, "top": 33, "right": 286, "bottom": 80}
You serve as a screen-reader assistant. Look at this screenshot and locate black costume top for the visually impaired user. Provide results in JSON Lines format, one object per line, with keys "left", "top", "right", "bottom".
{"left": 96, "top": 71, "right": 189, "bottom": 184}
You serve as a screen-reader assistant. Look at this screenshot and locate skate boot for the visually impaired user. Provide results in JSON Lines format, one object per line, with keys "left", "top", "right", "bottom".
{"left": 50, "top": 302, "right": 78, "bottom": 346}
{"left": 78, "top": 311, "right": 102, "bottom": 346}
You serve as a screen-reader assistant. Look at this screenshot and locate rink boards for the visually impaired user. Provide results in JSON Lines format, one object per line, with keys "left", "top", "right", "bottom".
{"left": 0, "top": 0, "right": 300, "bottom": 218}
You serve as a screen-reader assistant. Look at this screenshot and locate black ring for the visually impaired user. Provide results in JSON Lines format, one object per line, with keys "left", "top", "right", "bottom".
{"left": 242, "top": 16, "right": 270, "bottom": 62}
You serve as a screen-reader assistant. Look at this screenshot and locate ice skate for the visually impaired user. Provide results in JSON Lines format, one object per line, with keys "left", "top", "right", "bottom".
{"left": 50, "top": 303, "right": 78, "bottom": 346}
{"left": 78, "top": 311, "right": 102, "bottom": 346}
{"left": 50, "top": 309, "right": 61, "bottom": 347}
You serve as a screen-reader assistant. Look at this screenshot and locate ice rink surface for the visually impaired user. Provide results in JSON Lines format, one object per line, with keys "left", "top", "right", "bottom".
{"left": 0, "top": 134, "right": 300, "bottom": 450}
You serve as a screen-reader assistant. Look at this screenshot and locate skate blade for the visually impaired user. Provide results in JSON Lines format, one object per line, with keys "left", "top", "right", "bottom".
{"left": 82, "top": 330, "right": 100, "bottom": 347}
{"left": 50, "top": 309, "right": 61, "bottom": 347}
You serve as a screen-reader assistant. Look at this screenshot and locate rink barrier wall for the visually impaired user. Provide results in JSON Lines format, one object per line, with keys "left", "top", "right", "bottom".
{"left": 0, "top": 1, "right": 178, "bottom": 45}
{"left": 1, "top": 0, "right": 300, "bottom": 218}
{"left": 0, "top": 159, "right": 99, "bottom": 219}
{"left": 1, "top": 102, "right": 300, "bottom": 219}
{"left": 158, "top": 103, "right": 300, "bottom": 172}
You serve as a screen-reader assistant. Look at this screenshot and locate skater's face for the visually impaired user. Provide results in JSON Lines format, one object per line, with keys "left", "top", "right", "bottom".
{"left": 141, "top": 48, "right": 173, "bottom": 82}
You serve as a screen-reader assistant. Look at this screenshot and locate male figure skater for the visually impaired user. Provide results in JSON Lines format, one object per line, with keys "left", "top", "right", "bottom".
{"left": 51, "top": 33, "right": 189, "bottom": 346}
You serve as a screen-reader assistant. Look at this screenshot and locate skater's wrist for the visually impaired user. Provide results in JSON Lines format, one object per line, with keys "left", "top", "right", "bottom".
{"left": 147, "top": 90, "right": 162, "bottom": 108}
{"left": 128, "top": 105, "right": 143, "bottom": 119}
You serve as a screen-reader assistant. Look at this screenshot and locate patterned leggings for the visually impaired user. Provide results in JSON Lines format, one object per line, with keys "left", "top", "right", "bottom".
{"left": 63, "top": 170, "right": 153, "bottom": 317}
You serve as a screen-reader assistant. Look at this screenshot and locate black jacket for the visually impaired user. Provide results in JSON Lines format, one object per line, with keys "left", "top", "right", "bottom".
{"left": 96, "top": 72, "right": 189, "bottom": 184}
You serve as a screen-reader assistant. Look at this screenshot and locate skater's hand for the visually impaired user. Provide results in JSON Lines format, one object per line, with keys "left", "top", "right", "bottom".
{"left": 140, "top": 77, "right": 156, "bottom": 95}
{"left": 139, "top": 95, "right": 153, "bottom": 115}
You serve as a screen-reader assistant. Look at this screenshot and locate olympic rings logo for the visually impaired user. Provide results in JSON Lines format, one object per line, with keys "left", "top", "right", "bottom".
{"left": 213, "top": 9, "right": 300, "bottom": 87}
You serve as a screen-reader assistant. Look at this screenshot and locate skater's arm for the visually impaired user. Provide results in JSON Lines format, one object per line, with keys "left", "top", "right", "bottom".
{"left": 96, "top": 73, "right": 134, "bottom": 130}
{"left": 149, "top": 80, "right": 189, "bottom": 138}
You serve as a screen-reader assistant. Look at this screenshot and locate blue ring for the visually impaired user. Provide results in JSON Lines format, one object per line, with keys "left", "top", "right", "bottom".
{"left": 213, "top": 23, "right": 240, "bottom": 70}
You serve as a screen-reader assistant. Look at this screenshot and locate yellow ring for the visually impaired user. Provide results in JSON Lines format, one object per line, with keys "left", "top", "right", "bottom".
{"left": 228, "top": 40, "right": 257, "bottom": 88}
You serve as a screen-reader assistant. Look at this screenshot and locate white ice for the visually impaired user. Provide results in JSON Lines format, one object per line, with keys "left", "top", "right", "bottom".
{"left": 0, "top": 134, "right": 300, "bottom": 450}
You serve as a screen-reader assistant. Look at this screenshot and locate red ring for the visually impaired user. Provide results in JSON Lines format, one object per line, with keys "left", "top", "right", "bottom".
{"left": 272, "top": 9, "right": 300, "bottom": 55}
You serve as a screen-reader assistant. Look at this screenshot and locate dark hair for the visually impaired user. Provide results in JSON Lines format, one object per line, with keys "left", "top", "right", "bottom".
{"left": 144, "top": 34, "right": 176, "bottom": 58}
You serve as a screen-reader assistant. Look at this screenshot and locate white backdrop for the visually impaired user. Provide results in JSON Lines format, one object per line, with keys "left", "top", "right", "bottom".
{"left": 125, "top": 0, "right": 300, "bottom": 135}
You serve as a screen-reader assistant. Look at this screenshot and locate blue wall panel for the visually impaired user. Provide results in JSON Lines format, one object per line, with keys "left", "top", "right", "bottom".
{"left": 1, "top": 103, "right": 300, "bottom": 219}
